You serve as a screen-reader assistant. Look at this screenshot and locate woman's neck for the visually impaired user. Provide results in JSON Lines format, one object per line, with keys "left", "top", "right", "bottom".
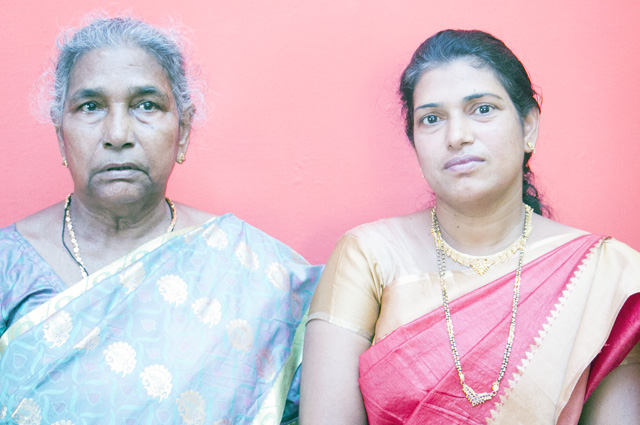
{"left": 67, "top": 192, "right": 172, "bottom": 250}
{"left": 433, "top": 196, "right": 527, "bottom": 256}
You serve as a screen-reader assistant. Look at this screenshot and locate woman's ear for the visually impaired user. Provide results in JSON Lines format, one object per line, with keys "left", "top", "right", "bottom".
{"left": 523, "top": 107, "right": 540, "bottom": 153}
{"left": 56, "top": 123, "right": 67, "bottom": 159}
{"left": 177, "top": 106, "right": 195, "bottom": 156}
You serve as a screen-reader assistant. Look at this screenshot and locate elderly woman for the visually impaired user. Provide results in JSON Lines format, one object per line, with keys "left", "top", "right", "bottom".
{"left": 300, "top": 30, "right": 640, "bottom": 424}
{"left": 0, "top": 17, "right": 321, "bottom": 424}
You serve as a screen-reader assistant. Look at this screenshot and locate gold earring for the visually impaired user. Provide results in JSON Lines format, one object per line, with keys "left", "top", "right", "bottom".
{"left": 176, "top": 153, "right": 186, "bottom": 164}
{"left": 526, "top": 141, "right": 536, "bottom": 154}
{"left": 62, "top": 158, "right": 68, "bottom": 168}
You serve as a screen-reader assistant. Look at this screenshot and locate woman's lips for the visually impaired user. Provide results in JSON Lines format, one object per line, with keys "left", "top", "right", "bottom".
{"left": 96, "top": 163, "right": 142, "bottom": 179}
{"left": 444, "top": 155, "right": 484, "bottom": 172}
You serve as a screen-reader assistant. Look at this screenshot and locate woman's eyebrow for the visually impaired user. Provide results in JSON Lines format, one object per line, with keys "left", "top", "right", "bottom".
{"left": 414, "top": 93, "right": 504, "bottom": 113}
{"left": 463, "top": 92, "right": 503, "bottom": 102}
{"left": 414, "top": 102, "right": 441, "bottom": 113}
{"left": 129, "top": 86, "right": 169, "bottom": 102}
{"left": 69, "top": 88, "right": 105, "bottom": 102}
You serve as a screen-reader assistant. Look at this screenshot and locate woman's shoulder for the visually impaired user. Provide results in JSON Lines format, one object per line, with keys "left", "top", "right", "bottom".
{"left": 530, "top": 214, "right": 640, "bottom": 259}
{"left": 345, "top": 210, "right": 430, "bottom": 242}
{"left": 11, "top": 203, "right": 75, "bottom": 276}
{"left": 600, "top": 236, "right": 640, "bottom": 263}
{"left": 0, "top": 222, "right": 22, "bottom": 248}
{"left": 530, "top": 214, "right": 590, "bottom": 245}
{"left": 14, "top": 202, "right": 64, "bottom": 244}
{"left": 173, "top": 202, "right": 218, "bottom": 229}
{"left": 340, "top": 210, "right": 435, "bottom": 274}
{"left": 193, "top": 212, "right": 320, "bottom": 269}
{"left": 0, "top": 207, "right": 59, "bottom": 273}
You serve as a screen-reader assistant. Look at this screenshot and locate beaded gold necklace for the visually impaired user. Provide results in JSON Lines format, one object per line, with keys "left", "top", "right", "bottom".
{"left": 62, "top": 193, "right": 177, "bottom": 278}
{"left": 430, "top": 204, "right": 533, "bottom": 406}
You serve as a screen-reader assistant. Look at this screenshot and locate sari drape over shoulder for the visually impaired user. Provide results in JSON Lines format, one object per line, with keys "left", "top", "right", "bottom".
{"left": 0, "top": 214, "right": 323, "bottom": 425}
{"left": 309, "top": 212, "right": 640, "bottom": 425}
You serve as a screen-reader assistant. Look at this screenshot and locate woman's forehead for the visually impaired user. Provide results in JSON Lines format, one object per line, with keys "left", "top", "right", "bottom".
{"left": 67, "top": 46, "right": 172, "bottom": 97}
{"left": 414, "top": 59, "right": 506, "bottom": 103}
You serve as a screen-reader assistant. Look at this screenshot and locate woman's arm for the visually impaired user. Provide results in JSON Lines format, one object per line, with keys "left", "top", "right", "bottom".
{"left": 578, "top": 362, "right": 640, "bottom": 424}
{"left": 300, "top": 319, "right": 371, "bottom": 425}
{"left": 300, "top": 233, "right": 382, "bottom": 424}
{"left": 558, "top": 367, "right": 589, "bottom": 425}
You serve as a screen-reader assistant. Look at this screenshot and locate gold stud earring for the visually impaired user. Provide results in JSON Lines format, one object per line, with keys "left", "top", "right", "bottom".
{"left": 62, "top": 158, "right": 68, "bottom": 168}
{"left": 176, "top": 153, "right": 186, "bottom": 164}
{"left": 526, "top": 141, "right": 536, "bottom": 154}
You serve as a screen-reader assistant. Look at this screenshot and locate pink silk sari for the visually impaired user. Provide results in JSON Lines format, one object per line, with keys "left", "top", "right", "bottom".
{"left": 358, "top": 235, "right": 640, "bottom": 424}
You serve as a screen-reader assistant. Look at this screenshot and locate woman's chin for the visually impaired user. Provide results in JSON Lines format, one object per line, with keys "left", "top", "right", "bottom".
{"left": 84, "top": 185, "right": 162, "bottom": 205}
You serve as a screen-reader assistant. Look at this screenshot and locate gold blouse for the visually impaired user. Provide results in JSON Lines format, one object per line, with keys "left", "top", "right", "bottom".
{"left": 309, "top": 210, "right": 589, "bottom": 343}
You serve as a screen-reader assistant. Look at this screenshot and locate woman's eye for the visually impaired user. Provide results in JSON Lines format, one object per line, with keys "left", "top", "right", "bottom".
{"left": 477, "top": 105, "right": 492, "bottom": 114}
{"left": 137, "top": 101, "right": 158, "bottom": 111}
{"left": 80, "top": 101, "right": 99, "bottom": 112}
{"left": 423, "top": 115, "right": 438, "bottom": 124}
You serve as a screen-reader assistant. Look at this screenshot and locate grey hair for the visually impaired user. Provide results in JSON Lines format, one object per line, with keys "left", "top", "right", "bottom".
{"left": 49, "top": 16, "right": 200, "bottom": 125}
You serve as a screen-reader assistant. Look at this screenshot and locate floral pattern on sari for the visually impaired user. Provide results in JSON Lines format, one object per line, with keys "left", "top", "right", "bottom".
{"left": 0, "top": 214, "right": 322, "bottom": 424}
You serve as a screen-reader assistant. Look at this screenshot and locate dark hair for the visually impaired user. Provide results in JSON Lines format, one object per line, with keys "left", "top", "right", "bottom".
{"left": 400, "top": 29, "right": 548, "bottom": 215}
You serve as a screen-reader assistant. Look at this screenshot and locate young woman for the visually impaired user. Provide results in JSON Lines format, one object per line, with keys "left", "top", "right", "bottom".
{"left": 301, "top": 30, "right": 640, "bottom": 425}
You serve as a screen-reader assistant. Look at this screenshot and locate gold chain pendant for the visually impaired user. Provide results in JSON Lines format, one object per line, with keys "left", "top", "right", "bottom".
{"left": 431, "top": 204, "right": 533, "bottom": 406}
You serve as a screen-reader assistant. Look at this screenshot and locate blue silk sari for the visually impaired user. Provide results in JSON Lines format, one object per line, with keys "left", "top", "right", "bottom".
{"left": 0, "top": 214, "right": 322, "bottom": 425}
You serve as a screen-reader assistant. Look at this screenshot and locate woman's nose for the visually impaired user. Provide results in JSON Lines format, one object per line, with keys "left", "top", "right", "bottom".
{"left": 446, "top": 114, "right": 474, "bottom": 149}
{"left": 102, "top": 106, "right": 134, "bottom": 149}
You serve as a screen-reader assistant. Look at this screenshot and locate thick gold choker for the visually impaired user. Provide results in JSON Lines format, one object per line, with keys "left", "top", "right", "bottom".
{"left": 430, "top": 205, "right": 533, "bottom": 275}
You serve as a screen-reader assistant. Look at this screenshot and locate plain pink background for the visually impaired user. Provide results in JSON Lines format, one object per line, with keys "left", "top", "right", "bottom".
{"left": 1, "top": 0, "right": 639, "bottom": 264}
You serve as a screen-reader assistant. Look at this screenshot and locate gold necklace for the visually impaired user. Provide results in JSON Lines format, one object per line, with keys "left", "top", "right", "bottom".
{"left": 430, "top": 204, "right": 532, "bottom": 406}
{"left": 433, "top": 206, "right": 533, "bottom": 275}
{"left": 63, "top": 194, "right": 177, "bottom": 278}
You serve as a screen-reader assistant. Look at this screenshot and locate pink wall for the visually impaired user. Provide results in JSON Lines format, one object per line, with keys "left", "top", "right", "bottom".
{"left": 1, "top": 0, "right": 639, "bottom": 264}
